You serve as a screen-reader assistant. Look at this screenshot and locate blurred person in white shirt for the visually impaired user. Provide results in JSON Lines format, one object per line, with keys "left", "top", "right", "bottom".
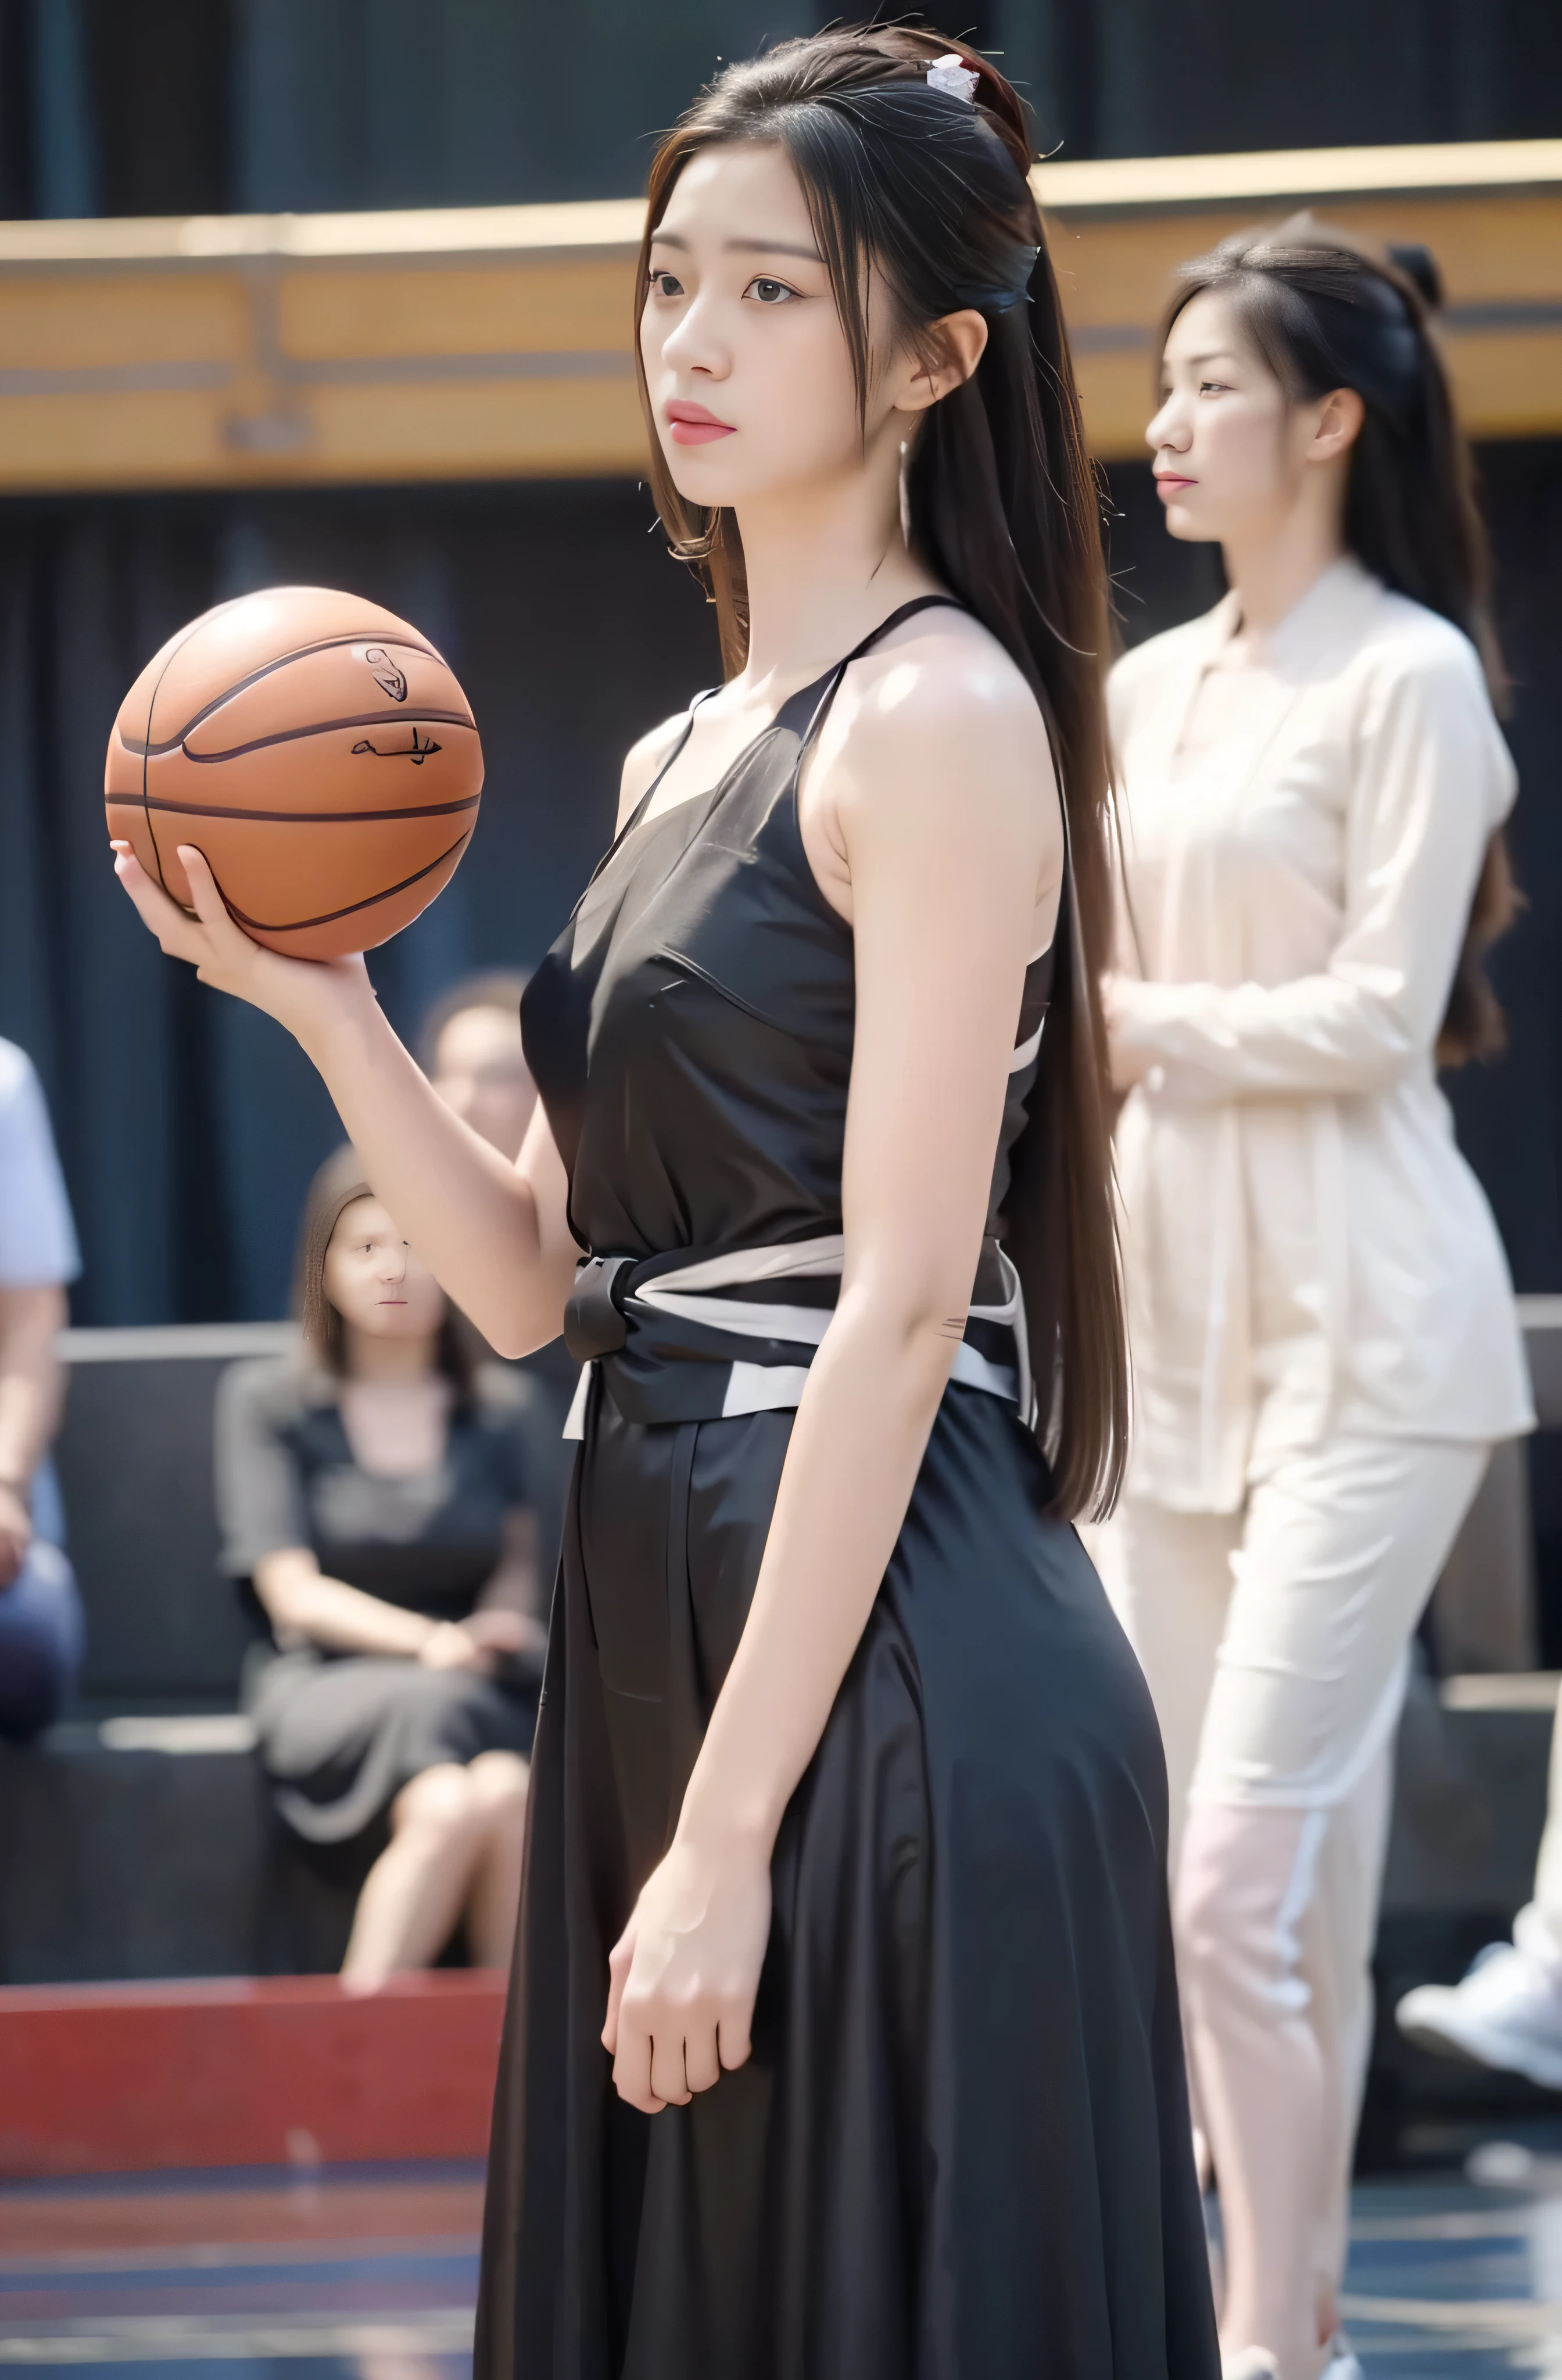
{"left": 0, "top": 1038, "right": 84, "bottom": 1739}
{"left": 1090, "top": 224, "right": 1529, "bottom": 2380}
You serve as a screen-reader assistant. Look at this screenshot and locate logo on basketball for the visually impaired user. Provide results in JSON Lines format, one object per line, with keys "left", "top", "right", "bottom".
{"left": 352, "top": 727, "right": 442, "bottom": 765}
{"left": 360, "top": 645, "right": 409, "bottom": 702}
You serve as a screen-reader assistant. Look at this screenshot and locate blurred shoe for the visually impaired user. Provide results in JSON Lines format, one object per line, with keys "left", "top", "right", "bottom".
{"left": 1221, "top": 2354, "right": 1279, "bottom": 2380}
{"left": 1322, "top": 2333, "right": 1363, "bottom": 2378}
{"left": 1397, "top": 1942, "right": 1562, "bottom": 2089}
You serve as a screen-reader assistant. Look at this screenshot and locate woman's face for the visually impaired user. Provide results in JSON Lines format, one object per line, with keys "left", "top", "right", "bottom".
{"left": 433, "top": 1002, "right": 537, "bottom": 1159}
{"left": 640, "top": 141, "right": 916, "bottom": 511}
{"left": 323, "top": 1197, "right": 446, "bottom": 1346}
{"left": 1145, "top": 288, "right": 1317, "bottom": 546}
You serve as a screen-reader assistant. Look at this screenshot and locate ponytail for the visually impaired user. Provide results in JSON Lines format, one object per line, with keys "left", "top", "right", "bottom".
{"left": 633, "top": 26, "right": 1126, "bottom": 1515}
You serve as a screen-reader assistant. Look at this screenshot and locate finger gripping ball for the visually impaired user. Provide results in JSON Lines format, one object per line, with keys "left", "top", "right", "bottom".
{"left": 105, "top": 586, "right": 483, "bottom": 958}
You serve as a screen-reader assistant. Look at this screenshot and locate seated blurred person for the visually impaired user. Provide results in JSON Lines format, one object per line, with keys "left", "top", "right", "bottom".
{"left": 216, "top": 1145, "right": 544, "bottom": 1988}
{"left": 421, "top": 970, "right": 538, "bottom": 1161}
{"left": 0, "top": 1039, "right": 84, "bottom": 1741}
{"left": 1398, "top": 1700, "right": 1562, "bottom": 2089}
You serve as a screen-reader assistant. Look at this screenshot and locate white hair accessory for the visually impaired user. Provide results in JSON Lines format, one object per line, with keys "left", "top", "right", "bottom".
{"left": 926, "top": 52, "right": 980, "bottom": 103}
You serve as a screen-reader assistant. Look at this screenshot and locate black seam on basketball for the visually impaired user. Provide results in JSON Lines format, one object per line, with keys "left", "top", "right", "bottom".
{"left": 134, "top": 598, "right": 251, "bottom": 895}
{"left": 132, "top": 792, "right": 481, "bottom": 825}
{"left": 131, "top": 630, "right": 450, "bottom": 750}
{"left": 216, "top": 829, "right": 472, "bottom": 933}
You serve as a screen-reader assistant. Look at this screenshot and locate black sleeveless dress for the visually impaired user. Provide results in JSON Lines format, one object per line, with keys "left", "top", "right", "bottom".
{"left": 477, "top": 602, "right": 1218, "bottom": 2380}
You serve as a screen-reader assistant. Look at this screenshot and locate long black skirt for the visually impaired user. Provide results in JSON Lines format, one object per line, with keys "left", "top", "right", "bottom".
{"left": 476, "top": 1381, "right": 1219, "bottom": 2379}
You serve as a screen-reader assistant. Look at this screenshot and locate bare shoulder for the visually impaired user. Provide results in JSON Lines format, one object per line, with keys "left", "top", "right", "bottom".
{"left": 823, "top": 605, "right": 1058, "bottom": 834}
{"left": 615, "top": 710, "right": 690, "bottom": 834}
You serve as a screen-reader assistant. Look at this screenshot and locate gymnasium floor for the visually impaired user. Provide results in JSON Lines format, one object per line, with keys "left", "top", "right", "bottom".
{"left": 7, "top": 2150, "right": 1562, "bottom": 2374}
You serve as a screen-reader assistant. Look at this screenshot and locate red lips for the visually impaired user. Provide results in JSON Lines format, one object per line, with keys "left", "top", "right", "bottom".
{"left": 667, "top": 399, "right": 736, "bottom": 446}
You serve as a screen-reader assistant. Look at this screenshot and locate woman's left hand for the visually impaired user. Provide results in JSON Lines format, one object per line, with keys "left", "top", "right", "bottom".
{"left": 601, "top": 1834, "right": 772, "bottom": 2113}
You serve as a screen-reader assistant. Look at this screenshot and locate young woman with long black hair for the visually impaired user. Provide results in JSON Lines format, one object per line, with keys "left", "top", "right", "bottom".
{"left": 1092, "top": 220, "right": 1532, "bottom": 2380}
{"left": 113, "top": 27, "right": 1218, "bottom": 2374}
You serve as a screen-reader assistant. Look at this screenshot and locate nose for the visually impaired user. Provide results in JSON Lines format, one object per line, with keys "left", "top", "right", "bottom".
{"left": 379, "top": 1242, "right": 409, "bottom": 1286}
{"left": 1146, "top": 388, "right": 1187, "bottom": 455}
{"left": 658, "top": 288, "right": 729, "bottom": 383}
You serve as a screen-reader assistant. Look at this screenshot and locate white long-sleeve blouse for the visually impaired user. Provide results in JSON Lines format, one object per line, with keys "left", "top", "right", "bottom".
{"left": 1107, "top": 555, "right": 1532, "bottom": 1514}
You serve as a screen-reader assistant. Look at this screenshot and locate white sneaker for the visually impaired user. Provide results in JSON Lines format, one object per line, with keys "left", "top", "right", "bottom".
{"left": 1221, "top": 2354, "right": 1280, "bottom": 2380}
{"left": 1322, "top": 2334, "right": 1363, "bottom": 2379}
{"left": 1396, "top": 1941, "right": 1562, "bottom": 2089}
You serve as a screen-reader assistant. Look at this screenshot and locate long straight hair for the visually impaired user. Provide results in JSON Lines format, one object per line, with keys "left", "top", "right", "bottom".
{"left": 1165, "top": 215, "right": 1517, "bottom": 1066}
{"left": 633, "top": 24, "right": 1126, "bottom": 1515}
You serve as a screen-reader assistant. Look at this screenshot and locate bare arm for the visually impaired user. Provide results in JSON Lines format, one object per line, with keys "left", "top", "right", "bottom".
{"left": 112, "top": 848, "right": 576, "bottom": 1358}
{"left": 0, "top": 1282, "right": 67, "bottom": 1585}
{"left": 602, "top": 642, "right": 1059, "bottom": 2113}
{"left": 254, "top": 1545, "right": 507, "bottom": 1672}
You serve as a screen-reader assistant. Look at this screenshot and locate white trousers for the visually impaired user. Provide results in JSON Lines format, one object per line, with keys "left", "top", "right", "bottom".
{"left": 1090, "top": 1434, "right": 1489, "bottom": 2378}
{"left": 1514, "top": 1678, "right": 1562, "bottom": 1978}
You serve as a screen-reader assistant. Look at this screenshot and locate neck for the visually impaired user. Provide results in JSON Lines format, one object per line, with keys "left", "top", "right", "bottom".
{"left": 731, "top": 445, "right": 935, "bottom": 689}
{"left": 341, "top": 1325, "right": 440, "bottom": 1386}
{"left": 1221, "top": 499, "right": 1349, "bottom": 645}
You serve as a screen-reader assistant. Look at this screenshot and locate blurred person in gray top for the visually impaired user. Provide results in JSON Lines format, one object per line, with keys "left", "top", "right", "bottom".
{"left": 0, "top": 1039, "right": 84, "bottom": 1739}
{"left": 217, "top": 1146, "right": 544, "bottom": 1987}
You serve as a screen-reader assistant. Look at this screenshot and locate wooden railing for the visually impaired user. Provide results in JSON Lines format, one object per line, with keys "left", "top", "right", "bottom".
{"left": 1, "top": 140, "right": 1557, "bottom": 489}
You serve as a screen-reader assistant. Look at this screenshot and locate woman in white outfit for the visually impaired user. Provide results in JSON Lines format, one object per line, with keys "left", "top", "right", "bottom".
{"left": 1092, "top": 217, "right": 1534, "bottom": 2380}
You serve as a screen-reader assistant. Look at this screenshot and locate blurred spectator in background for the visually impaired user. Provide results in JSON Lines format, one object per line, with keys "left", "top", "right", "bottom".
{"left": 0, "top": 1041, "right": 84, "bottom": 1741}
{"left": 423, "top": 970, "right": 576, "bottom": 1565}
{"left": 421, "top": 970, "right": 537, "bottom": 1160}
{"left": 1398, "top": 1711, "right": 1562, "bottom": 2088}
{"left": 216, "top": 1146, "right": 543, "bottom": 1988}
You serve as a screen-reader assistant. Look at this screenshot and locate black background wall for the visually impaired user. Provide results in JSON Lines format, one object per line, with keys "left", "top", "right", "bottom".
{"left": 0, "top": 0, "right": 1558, "bottom": 1329}
{"left": 1, "top": 0, "right": 1558, "bottom": 216}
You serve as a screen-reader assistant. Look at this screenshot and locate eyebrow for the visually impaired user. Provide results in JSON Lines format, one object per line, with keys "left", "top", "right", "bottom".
{"left": 650, "top": 231, "right": 823, "bottom": 262}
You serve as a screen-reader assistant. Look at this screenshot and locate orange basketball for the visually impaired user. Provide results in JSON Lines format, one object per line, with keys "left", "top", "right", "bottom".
{"left": 105, "top": 586, "right": 483, "bottom": 959}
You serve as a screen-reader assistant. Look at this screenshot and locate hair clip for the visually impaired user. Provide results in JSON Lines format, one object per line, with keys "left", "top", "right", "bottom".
{"left": 926, "top": 53, "right": 980, "bottom": 103}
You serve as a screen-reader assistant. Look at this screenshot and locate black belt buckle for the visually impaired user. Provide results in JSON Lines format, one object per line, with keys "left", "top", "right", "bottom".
{"left": 563, "top": 1256, "right": 631, "bottom": 1363}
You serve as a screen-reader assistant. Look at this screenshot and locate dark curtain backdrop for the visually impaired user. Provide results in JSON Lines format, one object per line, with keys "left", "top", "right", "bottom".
{"left": 2, "top": 447, "right": 1559, "bottom": 1327}
{"left": 0, "top": 0, "right": 1556, "bottom": 218}
{"left": 0, "top": 482, "right": 719, "bottom": 1323}
{"left": 0, "top": 0, "right": 1557, "bottom": 1325}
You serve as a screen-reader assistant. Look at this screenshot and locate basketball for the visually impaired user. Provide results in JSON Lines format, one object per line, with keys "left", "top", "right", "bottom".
{"left": 105, "top": 587, "right": 483, "bottom": 959}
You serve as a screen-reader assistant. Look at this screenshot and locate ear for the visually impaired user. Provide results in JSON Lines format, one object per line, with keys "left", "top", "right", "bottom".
{"left": 1309, "top": 384, "right": 1366, "bottom": 464}
{"left": 893, "top": 309, "right": 990, "bottom": 417}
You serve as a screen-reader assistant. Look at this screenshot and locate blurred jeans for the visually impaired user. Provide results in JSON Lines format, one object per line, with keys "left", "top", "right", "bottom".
{"left": 0, "top": 1461, "right": 84, "bottom": 1741}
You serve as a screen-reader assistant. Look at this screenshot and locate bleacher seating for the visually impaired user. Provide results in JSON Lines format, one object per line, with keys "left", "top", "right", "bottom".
{"left": 2, "top": 1298, "right": 1559, "bottom": 2166}
{"left": 0, "top": 1321, "right": 568, "bottom": 1984}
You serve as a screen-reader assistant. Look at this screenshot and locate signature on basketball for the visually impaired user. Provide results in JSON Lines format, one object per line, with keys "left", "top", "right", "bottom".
{"left": 352, "top": 727, "right": 442, "bottom": 766}
{"left": 361, "top": 646, "right": 409, "bottom": 702}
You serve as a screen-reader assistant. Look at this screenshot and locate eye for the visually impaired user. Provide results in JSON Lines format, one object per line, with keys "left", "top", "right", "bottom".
{"left": 1199, "top": 379, "right": 1231, "bottom": 396}
{"left": 745, "top": 275, "right": 798, "bottom": 306}
{"left": 648, "top": 267, "right": 685, "bottom": 300}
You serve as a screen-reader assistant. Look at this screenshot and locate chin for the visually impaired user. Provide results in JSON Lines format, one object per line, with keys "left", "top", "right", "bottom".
{"left": 1162, "top": 504, "right": 1219, "bottom": 544}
